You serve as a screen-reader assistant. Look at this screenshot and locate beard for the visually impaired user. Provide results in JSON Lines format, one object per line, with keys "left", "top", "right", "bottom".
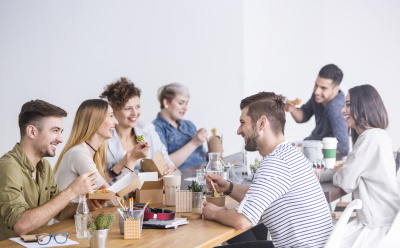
{"left": 36, "top": 140, "right": 57, "bottom": 158}
{"left": 244, "top": 129, "right": 259, "bottom": 152}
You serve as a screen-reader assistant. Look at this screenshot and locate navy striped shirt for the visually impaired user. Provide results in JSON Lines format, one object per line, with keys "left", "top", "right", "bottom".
{"left": 237, "top": 141, "right": 332, "bottom": 247}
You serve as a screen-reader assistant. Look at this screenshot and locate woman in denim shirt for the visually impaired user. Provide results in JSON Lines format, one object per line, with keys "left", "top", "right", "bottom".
{"left": 153, "top": 83, "right": 207, "bottom": 170}
{"left": 100, "top": 78, "right": 176, "bottom": 183}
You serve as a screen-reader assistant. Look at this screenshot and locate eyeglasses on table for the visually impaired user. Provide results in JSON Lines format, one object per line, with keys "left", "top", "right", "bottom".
{"left": 35, "top": 233, "right": 69, "bottom": 245}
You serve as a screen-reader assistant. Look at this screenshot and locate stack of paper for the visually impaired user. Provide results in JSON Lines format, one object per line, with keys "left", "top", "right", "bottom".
{"left": 143, "top": 218, "right": 189, "bottom": 229}
{"left": 9, "top": 237, "right": 79, "bottom": 248}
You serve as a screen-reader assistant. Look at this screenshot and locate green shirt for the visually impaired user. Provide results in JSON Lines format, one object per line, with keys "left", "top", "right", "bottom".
{"left": 0, "top": 144, "right": 59, "bottom": 241}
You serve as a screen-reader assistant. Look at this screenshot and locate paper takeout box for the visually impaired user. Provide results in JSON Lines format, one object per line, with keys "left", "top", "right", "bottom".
{"left": 87, "top": 173, "right": 140, "bottom": 200}
{"left": 135, "top": 180, "right": 164, "bottom": 204}
{"left": 140, "top": 152, "right": 166, "bottom": 177}
{"left": 207, "top": 135, "right": 223, "bottom": 156}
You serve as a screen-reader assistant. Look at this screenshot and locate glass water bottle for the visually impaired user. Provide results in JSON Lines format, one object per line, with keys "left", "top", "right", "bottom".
{"left": 205, "top": 152, "right": 223, "bottom": 174}
{"left": 75, "top": 195, "right": 90, "bottom": 238}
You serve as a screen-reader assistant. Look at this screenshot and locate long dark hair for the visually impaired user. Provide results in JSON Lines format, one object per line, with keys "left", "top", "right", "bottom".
{"left": 348, "top": 84, "right": 388, "bottom": 144}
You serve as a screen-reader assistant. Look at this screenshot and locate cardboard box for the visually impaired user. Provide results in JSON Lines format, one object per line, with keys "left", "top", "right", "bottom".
{"left": 207, "top": 135, "right": 223, "bottom": 156}
{"left": 140, "top": 152, "right": 166, "bottom": 177}
{"left": 135, "top": 180, "right": 164, "bottom": 204}
{"left": 87, "top": 173, "right": 140, "bottom": 200}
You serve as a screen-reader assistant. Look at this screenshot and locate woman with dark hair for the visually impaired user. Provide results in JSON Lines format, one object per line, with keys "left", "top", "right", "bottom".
{"left": 100, "top": 77, "right": 176, "bottom": 184}
{"left": 333, "top": 84, "right": 400, "bottom": 247}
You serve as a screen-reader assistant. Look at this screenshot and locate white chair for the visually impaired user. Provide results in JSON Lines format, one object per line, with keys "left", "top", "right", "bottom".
{"left": 324, "top": 199, "right": 362, "bottom": 248}
{"left": 378, "top": 210, "right": 400, "bottom": 248}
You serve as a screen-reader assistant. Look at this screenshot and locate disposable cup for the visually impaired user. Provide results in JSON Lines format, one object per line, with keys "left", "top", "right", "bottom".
{"left": 164, "top": 175, "right": 181, "bottom": 206}
{"left": 322, "top": 137, "right": 338, "bottom": 169}
{"left": 206, "top": 195, "right": 226, "bottom": 207}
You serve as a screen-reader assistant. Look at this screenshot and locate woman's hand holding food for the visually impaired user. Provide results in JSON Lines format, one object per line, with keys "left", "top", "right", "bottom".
{"left": 192, "top": 128, "right": 207, "bottom": 147}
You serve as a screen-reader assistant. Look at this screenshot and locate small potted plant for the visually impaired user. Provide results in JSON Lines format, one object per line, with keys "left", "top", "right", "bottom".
{"left": 87, "top": 213, "right": 115, "bottom": 248}
{"left": 250, "top": 158, "right": 261, "bottom": 180}
{"left": 188, "top": 181, "right": 203, "bottom": 213}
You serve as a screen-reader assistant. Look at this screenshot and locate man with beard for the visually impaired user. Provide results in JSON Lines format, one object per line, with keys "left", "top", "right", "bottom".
{"left": 285, "top": 64, "right": 349, "bottom": 154}
{"left": 203, "top": 92, "right": 333, "bottom": 248}
{"left": 0, "top": 100, "right": 100, "bottom": 241}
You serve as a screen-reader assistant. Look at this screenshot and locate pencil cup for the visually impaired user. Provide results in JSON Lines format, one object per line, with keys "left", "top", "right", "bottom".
{"left": 124, "top": 219, "right": 141, "bottom": 239}
{"left": 117, "top": 208, "right": 144, "bottom": 235}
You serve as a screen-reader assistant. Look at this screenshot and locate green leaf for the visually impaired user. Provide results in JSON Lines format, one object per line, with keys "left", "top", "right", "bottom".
{"left": 188, "top": 180, "right": 203, "bottom": 192}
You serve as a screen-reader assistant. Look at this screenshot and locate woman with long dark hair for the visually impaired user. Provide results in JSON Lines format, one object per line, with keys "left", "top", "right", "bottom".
{"left": 333, "top": 84, "right": 400, "bottom": 247}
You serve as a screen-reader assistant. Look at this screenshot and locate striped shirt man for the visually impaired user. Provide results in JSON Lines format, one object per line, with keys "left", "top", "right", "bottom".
{"left": 237, "top": 141, "right": 333, "bottom": 247}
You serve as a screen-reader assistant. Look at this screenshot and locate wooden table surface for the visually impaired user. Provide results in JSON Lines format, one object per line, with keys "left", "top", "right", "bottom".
{"left": 181, "top": 152, "right": 347, "bottom": 203}
{"left": 2, "top": 151, "right": 346, "bottom": 247}
{"left": 1, "top": 197, "right": 247, "bottom": 248}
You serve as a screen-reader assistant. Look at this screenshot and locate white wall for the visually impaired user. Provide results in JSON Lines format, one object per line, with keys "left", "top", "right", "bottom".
{"left": 244, "top": 0, "right": 400, "bottom": 149}
{"left": 1, "top": 1, "right": 399, "bottom": 166}
{"left": 0, "top": 0, "right": 244, "bottom": 165}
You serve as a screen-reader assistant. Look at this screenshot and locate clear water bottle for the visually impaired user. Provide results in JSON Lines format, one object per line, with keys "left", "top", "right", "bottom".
{"left": 205, "top": 152, "right": 223, "bottom": 175}
{"left": 242, "top": 148, "right": 248, "bottom": 175}
{"left": 75, "top": 195, "right": 90, "bottom": 238}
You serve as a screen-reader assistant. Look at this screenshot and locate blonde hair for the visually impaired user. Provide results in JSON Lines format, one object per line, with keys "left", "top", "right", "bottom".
{"left": 157, "top": 83, "right": 190, "bottom": 109}
{"left": 54, "top": 99, "right": 109, "bottom": 178}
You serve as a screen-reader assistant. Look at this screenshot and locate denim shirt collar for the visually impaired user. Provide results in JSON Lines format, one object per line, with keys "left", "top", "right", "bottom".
{"left": 156, "top": 113, "right": 184, "bottom": 130}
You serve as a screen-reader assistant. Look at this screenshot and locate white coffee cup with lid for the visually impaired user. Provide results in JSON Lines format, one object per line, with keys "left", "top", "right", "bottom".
{"left": 322, "top": 137, "right": 338, "bottom": 169}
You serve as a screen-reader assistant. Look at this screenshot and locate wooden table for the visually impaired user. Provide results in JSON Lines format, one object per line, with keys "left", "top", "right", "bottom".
{"left": 1, "top": 198, "right": 247, "bottom": 248}
{"left": 181, "top": 152, "right": 347, "bottom": 203}
{"left": 320, "top": 181, "right": 346, "bottom": 203}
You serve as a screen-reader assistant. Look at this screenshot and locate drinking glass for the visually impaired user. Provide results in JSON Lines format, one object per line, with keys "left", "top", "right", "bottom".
{"left": 231, "top": 165, "right": 243, "bottom": 184}
{"left": 196, "top": 169, "right": 206, "bottom": 185}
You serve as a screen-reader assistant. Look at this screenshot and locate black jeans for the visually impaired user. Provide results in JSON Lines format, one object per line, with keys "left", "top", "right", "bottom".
{"left": 227, "top": 224, "right": 269, "bottom": 244}
{"left": 219, "top": 240, "right": 274, "bottom": 248}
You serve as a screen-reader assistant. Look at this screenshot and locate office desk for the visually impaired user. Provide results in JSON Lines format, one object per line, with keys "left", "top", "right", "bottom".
{"left": 0, "top": 198, "right": 247, "bottom": 248}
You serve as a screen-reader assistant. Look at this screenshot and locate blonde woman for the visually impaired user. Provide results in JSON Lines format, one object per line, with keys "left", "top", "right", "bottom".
{"left": 54, "top": 99, "right": 118, "bottom": 203}
{"left": 153, "top": 83, "right": 207, "bottom": 169}
{"left": 100, "top": 77, "right": 176, "bottom": 184}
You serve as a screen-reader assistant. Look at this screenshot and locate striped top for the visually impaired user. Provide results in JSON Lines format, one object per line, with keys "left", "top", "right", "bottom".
{"left": 237, "top": 141, "right": 332, "bottom": 247}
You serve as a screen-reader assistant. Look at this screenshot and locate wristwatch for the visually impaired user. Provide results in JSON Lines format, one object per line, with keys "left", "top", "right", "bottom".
{"left": 109, "top": 167, "right": 122, "bottom": 178}
{"left": 223, "top": 181, "right": 234, "bottom": 195}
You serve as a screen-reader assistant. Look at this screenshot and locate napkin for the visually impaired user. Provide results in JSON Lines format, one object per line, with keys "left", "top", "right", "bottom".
{"left": 10, "top": 237, "right": 79, "bottom": 248}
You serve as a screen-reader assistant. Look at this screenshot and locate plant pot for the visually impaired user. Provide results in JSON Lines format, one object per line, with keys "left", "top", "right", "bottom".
{"left": 206, "top": 195, "right": 226, "bottom": 207}
{"left": 192, "top": 192, "right": 203, "bottom": 213}
{"left": 89, "top": 229, "right": 109, "bottom": 248}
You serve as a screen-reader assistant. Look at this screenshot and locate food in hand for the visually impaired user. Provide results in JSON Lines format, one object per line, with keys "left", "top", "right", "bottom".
{"left": 88, "top": 213, "right": 115, "bottom": 230}
{"left": 93, "top": 189, "right": 110, "bottom": 194}
{"left": 292, "top": 98, "right": 302, "bottom": 105}
{"left": 250, "top": 158, "right": 261, "bottom": 170}
{"left": 136, "top": 135, "right": 145, "bottom": 143}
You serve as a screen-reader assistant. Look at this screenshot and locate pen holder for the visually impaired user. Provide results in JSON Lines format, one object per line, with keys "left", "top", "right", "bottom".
{"left": 175, "top": 190, "right": 192, "bottom": 213}
{"left": 124, "top": 220, "right": 141, "bottom": 239}
{"left": 117, "top": 208, "right": 144, "bottom": 235}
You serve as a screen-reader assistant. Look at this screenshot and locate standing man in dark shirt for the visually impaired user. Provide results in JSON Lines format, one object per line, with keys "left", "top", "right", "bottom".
{"left": 285, "top": 64, "right": 349, "bottom": 154}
